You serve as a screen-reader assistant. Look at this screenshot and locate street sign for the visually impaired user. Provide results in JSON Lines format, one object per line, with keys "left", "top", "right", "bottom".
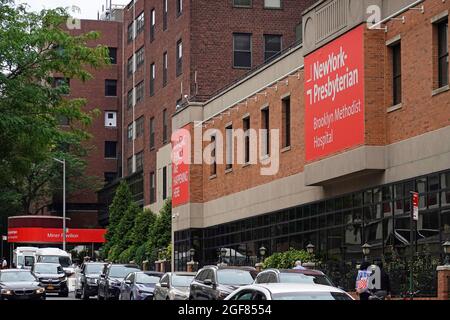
{"left": 412, "top": 192, "right": 419, "bottom": 221}
{"left": 2, "top": 236, "right": 7, "bottom": 241}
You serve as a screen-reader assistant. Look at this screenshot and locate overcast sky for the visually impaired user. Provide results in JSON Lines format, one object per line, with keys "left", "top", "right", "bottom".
{"left": 17, "top": 0, "right": 131, "bottom": 19}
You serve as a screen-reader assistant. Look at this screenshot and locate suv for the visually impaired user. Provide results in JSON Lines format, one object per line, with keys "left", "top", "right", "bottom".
{"left": 75, "top": 262, "right": 106, "bottom": 300}
{"left": 189, "top": 266, "right": 257, "bottom": 300}
{"left": 254, "top": 269, "right": 335, "bottom": 287}
{"left": 31, "top": 263, "right": 68, "bottom": 297}
{"left": 97, "top": 264, "right": 140, "bottom": 300}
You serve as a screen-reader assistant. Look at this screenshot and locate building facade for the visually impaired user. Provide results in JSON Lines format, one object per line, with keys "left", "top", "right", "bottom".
{"left": 171, "top": 0, "right": 450, "bottom": 291}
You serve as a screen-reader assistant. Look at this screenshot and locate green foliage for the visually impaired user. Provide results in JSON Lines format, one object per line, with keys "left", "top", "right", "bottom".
{"left": 118, "top": 246, "right": 137, "bottom": 264}
{"left": 132, "top": 209, "right": 156, "bottom": 247}
{"left": 115, "top": 202, "right": 140, "bottom": 255}
{"left": 148, "top": 199, "right": 172, "bottom": 251}
{"left": 262, "top": 248, "right": 315, "bottom": 269}
{"left": 0, "top": 0, "right": 109, "bottom": 217}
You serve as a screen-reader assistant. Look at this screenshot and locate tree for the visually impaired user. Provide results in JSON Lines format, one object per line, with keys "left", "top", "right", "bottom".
{"left": 262, "top": 248, "right": 315, "bottom": 269}
{"left": 146, "top": 199, "right": 172, "bottom": 264}
{"left": 132, "top": 209, "right": 156, "bottom": 247}
{"left": 112, "top": 202, "right": 140, "bottom": 261}
{"left": 0, "top": 1, "right": 110, "bottom": 217}
{"left": 102, "top": 181, "right": 133, "bottom": 258}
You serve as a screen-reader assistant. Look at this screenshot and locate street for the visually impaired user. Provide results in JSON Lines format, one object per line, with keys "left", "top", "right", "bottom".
{"left": 46, "top": 292, "right": 77, "bottom": 301}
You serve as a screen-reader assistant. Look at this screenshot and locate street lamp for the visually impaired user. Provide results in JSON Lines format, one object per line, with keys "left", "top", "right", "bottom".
{"left": 306, "top": 243, "right": 315, "bottom": 255}
{"left": 53, "top": 158, "right": 66, "bottom": 252}
{"left": 443, "top": 241, "right": 450, "bottom": 265}
{"left": 189, "top": 248, "right": 196, "bottom": 262}
{"left": 362, "top": 243, "right": 371, "bottom": 262}
{"left": 220, "top": 248, "right": 227, "bottom": 264}
{"left": 259, "top": 246, "right": 267, "bottom": 263}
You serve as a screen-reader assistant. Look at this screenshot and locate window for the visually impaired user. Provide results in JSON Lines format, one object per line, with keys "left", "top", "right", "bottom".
{"left": 127, "top": 56, "right": 134, "bottom": 77}
{"left": 176, "top": 40, "right": 183, "bottom": 76}
{"left": 437, "top": 19, "right": 449, "bottom": 88}
{"left": 261, "top": 108, "right": 269, "bottom": 156}
{"left": 104, "top": 172, "right": 116, "bottom": 184}
{"left": 282, "top": 96, "right": 291, "bottom": 148}
{"left": 233, "top": 33, "right": 252, "bottom": 68}
{"left": 233, "top": 0, "right": 251, "bottom": 7}
{"left": 295, "top": 24, "right": 303, "bottom": 43}
{"left": 105, "top": 80, "right": 117, "bottom": 96}
{"left": 108, "top": 47, "right": 117, "bottom": 64}
{"left": 127, "top": 22, "right": 134, "bottom": 43}
{"left": 162, "top": 166, "right": 168, "bottom": 200}
{"left": 136, "top": 81, "right": 144, "bottom": 104}
{"left": 135, "top": 152, "right": 143, "bottom": 172}
{"left": 136, "top": 12, "right": 145, "bottom": 35}
{"left": 391, "top": 43, "right": 402, "bottom": 105}
{"left": 150, "top": 9, "right": 156, "bottom": 42}
{"left": 105, "top": 112, "right": 117, "bottom": 128}
{"left": 243, "top": 116, "right": 250, "bottom": 164}
{"left": 176, "top": 97, "right": 183, "bottom": 110}
{"left": 163, "top": 52, "right": 168, "bottom": 87}
{"left": 163, "top": 109, "right": 168, "bottom": 143}
{"left": 135, "top": 117, "right": 144, "bottom": 138}
{"left": 127, "top": 89, "right": 134, "bottom": 109}
{"left": 176, "top": 0, "right": 182, "bottom": 16}
{"left": 150, "top": 117, "right": 155, "bottom": 149}
{"left": 163, "top": 0, "right": 168, "bottom": 30}
{"left": 226, "top": 125, "right": 233, "bottom": 170}
{"left": 150, "top": 172, "right": 156, "bottom": 203}
{"left": 150, "top": 63, "right": 156, "bottom": 96}
{"left": 264, "top": 35, "right": 282, "bottom": 62}
{"left": 127, "top": 123, "right": 134, "bottom": 141}
{"left": 105, "top": 141, "right": 117, "bottom": 159}
{"left": 211, "top": 134, "right": 217, "bottom": 176}
{"left": 136, "top": 46, "right": 145, "bottom": 69}
{"left": 127, "top": 157, "right": 133, "bottom": 175}
{"left": 264, "top": 0, "right": 281, "bottom": 8}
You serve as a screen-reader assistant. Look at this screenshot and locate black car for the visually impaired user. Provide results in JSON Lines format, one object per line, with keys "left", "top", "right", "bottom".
{"left": 97, "top": 264, "right": 141, "bottom": 300}
{"left": 189, "top": 266, "right": 257, "bottom": 300}
{"left": 75, "top": 262, "right": 106, "bottom": 300}
{"left": 254, "top": 269, "right": 335, "bottom": 287}
{"left": 119, "top": 271, "right": 163, "bottom": 300}
{"left": 0, "top": 269, "right": 46, "bottom": 300}
{"left": 31, "top": 263, "right": 68, "bottom": 297}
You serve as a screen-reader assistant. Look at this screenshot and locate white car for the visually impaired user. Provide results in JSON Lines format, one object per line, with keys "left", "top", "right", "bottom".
{"left": 224, "top": 283, "right": 354, "bottom": 301}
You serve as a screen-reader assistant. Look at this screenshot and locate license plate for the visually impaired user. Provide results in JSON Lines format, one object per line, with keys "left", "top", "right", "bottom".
{"left": 47, "top": 285, "right": 54, "bottom": 290}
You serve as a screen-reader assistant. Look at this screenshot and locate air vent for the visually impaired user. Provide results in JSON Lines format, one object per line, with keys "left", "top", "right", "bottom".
{"left": 315, "top": 0, "right": 347, "bottom": 43}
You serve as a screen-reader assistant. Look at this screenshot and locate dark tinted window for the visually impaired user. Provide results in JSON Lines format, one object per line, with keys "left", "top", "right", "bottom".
{"left": 104, "top": 141, "right": 117, "bottom": 158}
{"left": 264, "top": 35, "right": 282, "bottom": 62}
{"left": 233, "top": 34, "right": 251, "bottom": 68}
{"left": 108, "top": 47, "right": 117, "bottom": 64}
{"left": 105, "top": 80, "right": 117, "bottom": 96}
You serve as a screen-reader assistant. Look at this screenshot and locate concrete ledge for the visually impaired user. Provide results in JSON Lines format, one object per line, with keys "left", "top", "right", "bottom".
{"left": 437, "top": 265, "right": 450, "bottom": 271}
{"left": 304, "top": 146, "right": 386, "bottom": 186}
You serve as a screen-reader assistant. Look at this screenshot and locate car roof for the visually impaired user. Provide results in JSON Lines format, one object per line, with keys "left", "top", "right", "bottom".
{"left": 249, "top": 283, "right": 346, "bottom": 294}
{"left": 262, "top": 268, "right": 325, "bottom": 276}
{"left": 203, "top": 265, "right": 256, "bottom": 271}
{"left": 0, "top": 269, "right": 31, "bottom": 272}
{"left": 170, "top": 272, "right": 196, "bottom": 276}
{"left": 140, "top": 271, "right": 164, "bottom": 276}
{"left": 109, "top": 264, "right": 140, "bottom": 268}
{"left": 34, "top": 262, "right": 61, "bottom": 266}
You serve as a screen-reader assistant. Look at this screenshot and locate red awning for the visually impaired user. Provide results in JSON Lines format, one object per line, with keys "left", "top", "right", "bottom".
{"left": 7, "top": 228, "right": 106, "bottom": 244}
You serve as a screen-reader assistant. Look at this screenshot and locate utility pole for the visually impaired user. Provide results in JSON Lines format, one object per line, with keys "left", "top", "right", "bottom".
{"left": 54, "top": 158, "right": 66, "bottom": 251}
{"left": 410, "top": 191, "right": 419, "bottom": 299}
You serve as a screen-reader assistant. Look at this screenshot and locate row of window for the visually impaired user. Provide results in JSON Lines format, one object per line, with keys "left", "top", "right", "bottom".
{"left": 210, "top": 96, "right": 291, "bottom": 176}
{"left": 149, "top": 166, "right": 169, "bottom": 204}
{"left": 233, "top": 0, "right": 282, "bottom": 9}
{"left": 127, "top": 109, "right": 168, "bottom": 146}
{"left": 234, "top": 33, "right": 282, "bottom": 68}
{"left": 128, "top": 0, "right": 183, "bottom": 44}
{"left": 390, "top": 18, "right": 448, "bottom": 106}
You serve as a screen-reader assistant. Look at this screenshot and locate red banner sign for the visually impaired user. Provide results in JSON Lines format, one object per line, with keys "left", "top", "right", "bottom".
{"left": 412, "top": 192, "right": 419, "bottom": 221}
{"left": 305, "top": 25, "right": 365, "bottom": 162}
{"left": 172, "top": 126, "right": 191, "bottom": 207}
{"left": 7, "top": 228, "right": 106, "bottom": 243}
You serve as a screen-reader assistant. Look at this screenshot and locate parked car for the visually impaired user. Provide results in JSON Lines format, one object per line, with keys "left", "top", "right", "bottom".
{"left": 75, "top": 262, "right": 106, "bottom": 300}
{"left": 0, "top": 269, "right": 46, "bottom": 300}
{"left": 154, "top": 272, "right": 196, "bottom": 300}
{"left": 225, "top": 283, "right": 354, "bottom": 300}
{"left": 119, "top": 271, "right": 163, "bottom": 300}
{"left": 189, "top": 266, "right": 257, "bottom": 300}
{"left": 31, "top": 263, "right": 68, "bottom": 297}
{"left": 97, "top": 264, "right": 140, "bottom": 300}
{"left": 254, "top": 269, "right": 335, "bottom": 287}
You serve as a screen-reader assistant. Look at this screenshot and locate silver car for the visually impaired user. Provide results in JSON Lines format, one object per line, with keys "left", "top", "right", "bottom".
{"left": 224, "top": 283, "right": 354, "bottom": 300}
{"left": 153, "top": 272, "right": 196, "bottom": 300}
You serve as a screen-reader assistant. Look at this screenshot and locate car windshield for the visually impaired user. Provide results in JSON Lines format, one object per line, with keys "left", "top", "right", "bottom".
{"left": 85, "top": 264, "right": 104, "bottom": 274}
{"left": 39, "top": 256, "right": 71, "bottom": 267}
{"left": 136, "top": 273, "right": 161, "bottom": 284}
{"left": 172, "top": 275, "right": 194, "bottom": 287}
{"left": 279, "top": 273, "right": 333, "bottom": 286}
{"left": 33, "top": 264, "right": 62, "bottom": 274}
{"left": 217, "top": 270, "right": 255, "bottom": 286}
{"left": 109, "top": 266, "right": 140, "bottom": 278}
{"left": 272, "top": 292, "right": 352, "bottom": 300}
{"left": 0, "top": 271, "right": 36, "bottom": 282}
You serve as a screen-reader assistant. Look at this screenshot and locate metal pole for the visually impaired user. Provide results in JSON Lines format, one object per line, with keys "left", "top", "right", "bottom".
{"left": 63, "top": 159, "right": 66, "bottom": 252}
{"left": 1, "top": 236, "right": 3, "bottom": 261}
{"left": 409, "top": 191, "right": 414, "bottom": 300}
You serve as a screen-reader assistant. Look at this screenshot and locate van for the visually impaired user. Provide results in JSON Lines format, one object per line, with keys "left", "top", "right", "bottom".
{"left": 13, "top": 247, "right": 39, "bottom": 269}
{"left": 36, "top": 248, "right": 75, "bottom": 276}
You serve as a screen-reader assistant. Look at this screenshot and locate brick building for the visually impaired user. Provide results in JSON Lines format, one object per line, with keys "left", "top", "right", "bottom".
{"left": 172, "top": 0, "right": 450, "bottom": 294}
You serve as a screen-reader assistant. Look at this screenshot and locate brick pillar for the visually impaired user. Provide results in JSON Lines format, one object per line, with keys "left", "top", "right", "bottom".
{"left": 142, "top": 260, "right": 149, "bottom": 271}
{"left": 155, "top": 260, "right": 161, "bottom": 272}
{"left": 437, "top": 265, "right": 450, "bottom": 300}
{"left": 187, "top": 261, "right": 198, "bottom": 272}
{"left": 161, "top": 260, "right": 167, "bottom": 273}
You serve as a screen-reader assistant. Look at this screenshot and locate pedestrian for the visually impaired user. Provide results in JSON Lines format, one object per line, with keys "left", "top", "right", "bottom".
{"left": 355, "top": 262, "right": 371, "bottom": 300}
{"left": 2, "top": 257, "right": 8, "bottom": 269}
{"left": 293, "top": 260, "right": 306, "bottom": 270}
{"left": 375, "top": 262, "right": 392, "bottom": 300}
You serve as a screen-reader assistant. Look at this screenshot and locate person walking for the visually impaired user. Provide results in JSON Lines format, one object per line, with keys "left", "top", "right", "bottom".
{"left": 2, "top": 257, "right": 8, "bottom": 269}
{"left": 375, "top": 262, "right": 391, "bottom": 300}
{"left": 355, "top": 262, "right": 371, "bottom": 300}
{"left": 293, "top": 260, "right": 306, "bottom": 270}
